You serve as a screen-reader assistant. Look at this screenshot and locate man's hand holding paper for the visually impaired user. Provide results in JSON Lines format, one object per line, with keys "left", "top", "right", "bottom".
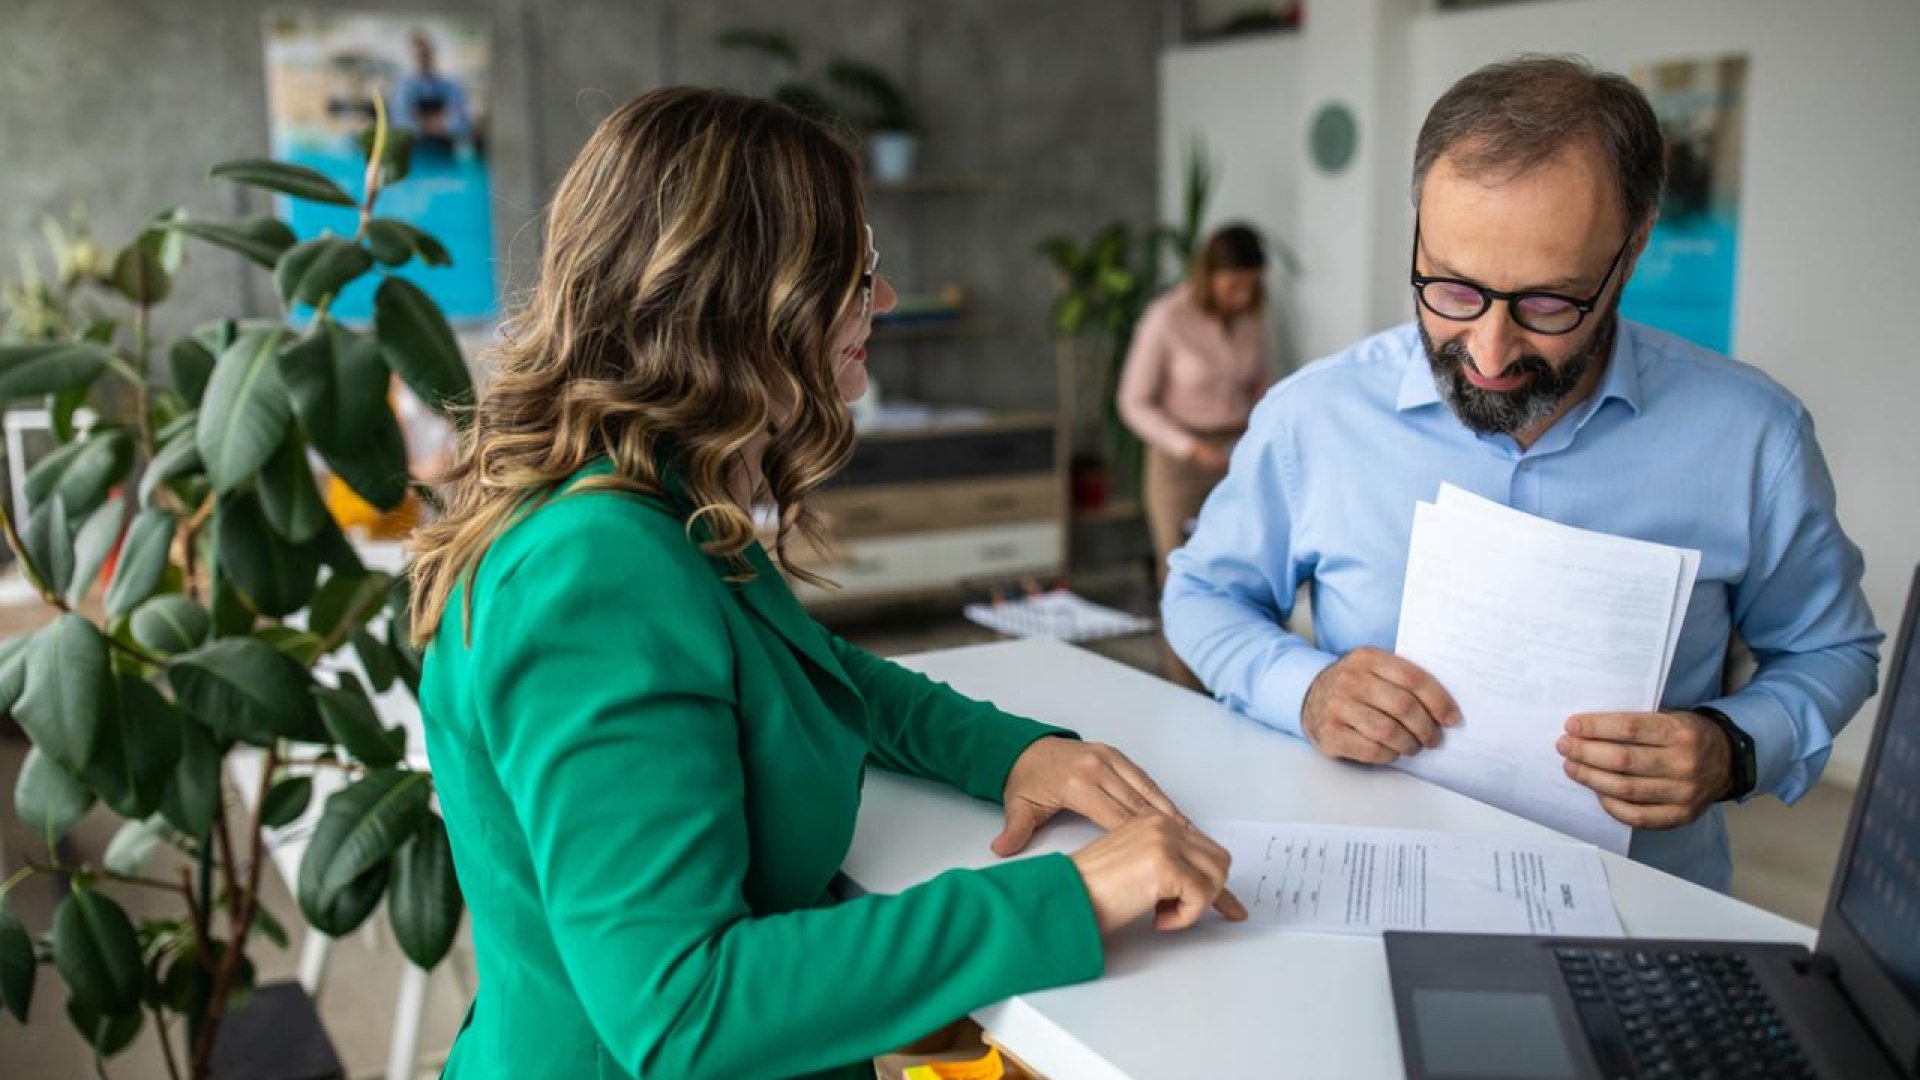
{"left": 1559, "top": 709, "right": 1734, "bottom": 829}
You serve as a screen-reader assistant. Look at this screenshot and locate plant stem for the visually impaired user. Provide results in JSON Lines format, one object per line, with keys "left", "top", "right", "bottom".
{"left": 132, "top": 302, "right": 155, "bottom": 459}
{"left": 0, "top": 864, "right": 37, "bottom": 901}
{"left": 151, "top": 1003, "right": 185, "bottom": 1080}
{"left": 24, "top": 862, "right": 194, "bottom": 898}
{"left": 190, "top": 747, "right": 277, "bottom": 1080}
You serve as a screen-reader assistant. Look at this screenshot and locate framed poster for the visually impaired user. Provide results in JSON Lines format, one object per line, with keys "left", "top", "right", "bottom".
{"left": 1619, "top": 53, "right": 1748, "bottom": 354}
{"left": 263, "top": 10, "right": 497, "bottom": 323}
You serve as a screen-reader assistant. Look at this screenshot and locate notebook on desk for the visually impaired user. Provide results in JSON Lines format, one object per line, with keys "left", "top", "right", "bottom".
{"left": 1386, "top": 565, "right": 1920, "bottom": 1080}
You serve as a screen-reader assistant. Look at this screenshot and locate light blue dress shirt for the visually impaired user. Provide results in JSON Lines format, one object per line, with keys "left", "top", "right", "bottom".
{"left": 1164, "top": 318, "right": 1882, "bottom": 891}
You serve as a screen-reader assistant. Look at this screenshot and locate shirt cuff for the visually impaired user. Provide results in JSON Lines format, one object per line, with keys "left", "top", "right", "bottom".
{"left": 1255, "top": 646, "right": 1341, "bottom": 738}
{"left": 1699, "top": 693, "right": 1804, "bottom": 802}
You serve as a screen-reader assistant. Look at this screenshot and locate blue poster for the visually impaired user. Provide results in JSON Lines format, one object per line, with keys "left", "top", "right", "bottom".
{"left": 1620, "top": 54, "right": 1748, "bottom": 355}
{"left": 263, "top": 11, "right": 497, "bottom": 324}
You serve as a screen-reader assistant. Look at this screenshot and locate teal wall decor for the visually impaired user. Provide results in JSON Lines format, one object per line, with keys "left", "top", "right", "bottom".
{"left": 1310, "top": 101, "right": 1358, "bottom": 174}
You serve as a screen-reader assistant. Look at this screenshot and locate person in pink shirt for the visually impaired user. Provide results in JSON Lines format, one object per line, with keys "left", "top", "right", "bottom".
{"left": 1118, "top": 223, "right": 1274, "bottom": 688}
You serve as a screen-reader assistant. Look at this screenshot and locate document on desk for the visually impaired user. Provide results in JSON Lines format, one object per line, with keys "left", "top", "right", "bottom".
{"left": 1392, "top": 485, "right": 1700, "bottom": 854}
{"left": 1207, "top": 821, "right": 1623, "bottom": 938}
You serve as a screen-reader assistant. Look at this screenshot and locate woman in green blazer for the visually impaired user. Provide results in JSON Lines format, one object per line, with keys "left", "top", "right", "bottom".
{"left": 408, "top": 87, "right": 1242, "bottom": 1080}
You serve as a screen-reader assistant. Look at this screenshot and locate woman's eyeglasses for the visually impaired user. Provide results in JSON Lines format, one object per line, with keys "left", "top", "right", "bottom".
{"left": 1409, "top": 217, "right": 1630, "bottom": 337}
{"left": 857, "top": 224, "right": 880, "bottom": 323}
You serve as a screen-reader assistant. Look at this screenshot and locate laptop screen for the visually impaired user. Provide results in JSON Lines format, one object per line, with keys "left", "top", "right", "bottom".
{"left": 1834, "top": 588, "right": 1920, "bottom": 1014}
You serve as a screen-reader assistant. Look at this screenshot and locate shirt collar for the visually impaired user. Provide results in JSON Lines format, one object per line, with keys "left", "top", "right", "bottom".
{"left": 1394, "top": 318, "right": 1644, "bottom": 419}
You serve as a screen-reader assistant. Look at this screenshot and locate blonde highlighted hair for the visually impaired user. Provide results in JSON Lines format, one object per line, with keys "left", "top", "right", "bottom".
{"left": 408, "top": 86, "right": 865, "bottom": 646}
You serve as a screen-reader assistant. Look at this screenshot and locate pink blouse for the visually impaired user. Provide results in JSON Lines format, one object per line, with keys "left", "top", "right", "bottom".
{"left": 1116, "top": 285, "right": 1272, "bottom": 459}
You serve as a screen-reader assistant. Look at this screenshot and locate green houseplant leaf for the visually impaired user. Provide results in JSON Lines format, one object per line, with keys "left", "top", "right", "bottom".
{"left": 84, "top": 675, "right": 183, "bottom": 820}
{"left": 103, "top": 816, "right": 175, "bottom": 877}
{"left": 297, "top": 768, "right": 430, "bottom": 936}
{"left": 216, "top": 491, "right": 319, "bottom": 618}
{"left": 389, "top": 814, "right": 462, "bottom": 968}
{"left": 169, "top": 636, "right": 325, "bottom": 747}
{"left": 25, "top": 428, "right": 134, "bottom": 518}
{"left": 103, "top": 508, "right": 175, "bottom": 618}
{"left": 66, "top": 998, "right": 144, "bottom": 1057}
{"left": 22, "top": 496, "right": 75, "bottom": 597}
{"left": 275, "top": 237, "right": 373, "bottom": 308}
{"left": 0, "top": 900, "right": 35, "bottom": 1022}
{"left": 197, "top": 326, "right": 291, "bottom": 493}
{"left": 209, "top": 158, "right": 356, "bottom": 207}
{"left": 308, "top": 571, "right": 395, "bottom": 646}
{"left": 315, "top": 674, "right": 405, "bottom": 768}
{"left": 374, "top": 276, "right": 473, "bottom": 417}
{"left": 166, "top": 214, "right": 298, "bottom": 270}
{"left": 167, "top": 338, "right": 215, "bottom": 407}
{"left": 14, "top": 746, "right": 95, "bottom": 846}
{"left": 52, "top": 886, "right": 144, "bottom": 1016}
{"left": 259, "top": 775, "right": 314, "bottom": 830}
{"left": 68, "top": 497, "right": 129, "bottom": 604}
{"left": 129, "top": 594, "right": 210, "bottom": 656}
{"left": 156, "top": 719, "right": 220, "bottom": 839}
{"left": 110, "top": 242, "right": 171, "bottom": 305}
{"left": 364, "top": 218, "right": 451, "bottom": 268}
{"left": 256, "top": 432, "right": 329, "bottom": 543}
{"left": 282, "top": 322, "right": 409, "bottom": 509}
{"left": 14, "top": 613, "right": 111, "bottom": 774}
{"left": 137, "top": 428, "right": 202, "bottom": 507}
{"left": 0, "top": 342, "right": 111, "bottom": 402}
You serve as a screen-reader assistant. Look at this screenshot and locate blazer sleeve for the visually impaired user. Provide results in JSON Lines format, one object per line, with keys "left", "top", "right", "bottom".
{"left": 473, "top": 505, "right": 1103, "bottom": 1079}
{"left": 824, "top": 632, "right": 1077, "bottom": 802}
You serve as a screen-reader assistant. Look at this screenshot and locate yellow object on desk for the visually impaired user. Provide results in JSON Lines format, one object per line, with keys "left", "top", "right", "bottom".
{"left": 903, "top": 1047, "right": 1004, "bottom": 1080}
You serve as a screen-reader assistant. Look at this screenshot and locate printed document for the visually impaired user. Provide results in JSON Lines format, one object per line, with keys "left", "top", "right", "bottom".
{"left": 1391, "top": 485, "right": 1699, "bottom": 853}
{"left": 1207, "top": 821, "right": 1623, "bottom": 937}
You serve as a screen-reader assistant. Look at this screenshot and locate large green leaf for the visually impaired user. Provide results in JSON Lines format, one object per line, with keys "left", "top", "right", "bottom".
{"left": 282, "top": 323, "right": 409, "bottom": 509}
{"left": 52, "top": 887, "right": 144, "bottom": 1015}
{"left": 309, "top": 571, "right": 395, "bottom": 646}
{"left": 0, "top": 635, "right": 31, "bottom": 715}
{"left": 197, "top": 326, "right": 291, "bottom": 493}
{"left": 129, "top": 595, "right": 210, "bottom": 657}
{"left": 0, "top": 900, "right": 34, "bottom": 1022}
{"left": 209, "top": 564, "right": 254, "bottom": 638}
{"left": 14, "top": 746, "right": 95, "bottom": 846}
{"left": 389, "top": 814, "right": 462, "bottom": 968}
{"left": 168, "top": 636, "right": 324, "bottom": 747}
{"left": 0, "top": 342, "right": 110, "bottom": 402}
{"left": 167, "top": 215, "right": 298, "bottom": 270}
{"left": 157, "top": 719, "right": 219, "bottom": 839}
{"left": 110, "top": 243, "right": 171, "bottom": 305}
{"left": 22, "top": 496, "right": 74, "bottom": 596}
{"left": 215, "top": 492, "right": 318, "bottom": 618}
{"left": 259, "top": 775, "right": 314, "bottom": 830}
{"left": 168, "top": 338, "right": 216, "bottom": 407}
{"left": 66, "top": 998, "right": 144, "bottom": 1057}
{"left": 137, "top": 428, "right": 202, "bottom": 507}
{"left": 13, "top": 614, "right": 110, "bottom": 774}
{"left": 352, "top": 627, "right": 398, "bottom": 693}
{"left": 256, "top": 432, "right": 328, "bottom": 543}
{"left": 315, "top": 675, "right": 405, "bottom": 768}
{"left": 25, "top": 428, "right": 134, "bottom": 518}
{"left": 103, "top": 816, "right": 175, "bottom": 877}
{"left": 209, "top": 158, "right": 356, "bottom": 207}
{"left": 68, "top": 497, "right": 129, "bottom": 604}
{"left": 297, "top": 769, "right": 428, "bottom": 936}
{"left": 374, "top": 276, "right": 472, "bottom": 417}
{"left": 84, "top": 675, "right": 182, "bottom": 819}
{"left": 364, "top": 218, "right": 451, "bottom": 268}
{"left": 275, "top": 237, "right": 373, "bottom": 308}
{"left": 303, "top": 860, "right": 390, "bottom": 939}
{"left": 103, "top": 508, "right": 175, "bottom": 618}
{"left": 256, "top": 625, "right": 327, "bottom": 666}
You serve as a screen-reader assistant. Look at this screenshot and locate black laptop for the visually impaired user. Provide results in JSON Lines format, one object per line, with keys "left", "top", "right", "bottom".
{"left": 1386, "top": 566, "right": 1920, "bottom": 1080}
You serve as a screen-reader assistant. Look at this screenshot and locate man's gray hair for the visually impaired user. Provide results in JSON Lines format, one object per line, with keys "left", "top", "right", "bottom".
{"left": 1412, "top": 54, "right": 1666, "bottom": 228}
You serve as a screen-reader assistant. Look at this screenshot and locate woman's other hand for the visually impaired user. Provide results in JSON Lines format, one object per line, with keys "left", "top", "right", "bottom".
{"left": 1069, "top": 814, "right": 1247, "bottom": 932}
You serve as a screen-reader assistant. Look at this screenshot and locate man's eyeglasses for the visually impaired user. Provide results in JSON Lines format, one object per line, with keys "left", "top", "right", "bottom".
{"left": 1409, "top": 217, "right": 1631, "bottom": 336}
{"left": 857, "top": 224, "right": 880, "bottom": 323}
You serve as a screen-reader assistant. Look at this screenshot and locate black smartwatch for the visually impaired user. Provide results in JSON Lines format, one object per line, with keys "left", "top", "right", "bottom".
{"left": 1693, "top": 705, "right": 1756, "bottom": 802}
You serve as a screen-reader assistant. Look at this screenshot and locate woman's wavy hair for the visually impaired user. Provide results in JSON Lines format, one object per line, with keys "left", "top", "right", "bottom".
{"left": 409, "top": 86, "right": 865, "bottom": 646}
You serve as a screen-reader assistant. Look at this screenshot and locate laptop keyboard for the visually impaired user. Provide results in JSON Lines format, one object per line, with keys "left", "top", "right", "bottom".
{"left": 1554, "top": 946, "right": 1815, "bottom": 1080}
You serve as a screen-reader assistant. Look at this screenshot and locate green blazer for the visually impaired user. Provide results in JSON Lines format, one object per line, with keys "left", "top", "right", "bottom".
{"left": 420, "top": 460, "right": 1103, "bottom": 1079}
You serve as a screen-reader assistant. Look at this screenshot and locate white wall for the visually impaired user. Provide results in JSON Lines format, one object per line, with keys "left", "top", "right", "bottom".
{"left": 1161, "top": 0, "right": 1920, "bottom": 784}
{"left": 1160, "top": 34, "right": 1305, "bottom": 370}
{"left": 1408, "top": 0, "right": 1920, "bottom": 783}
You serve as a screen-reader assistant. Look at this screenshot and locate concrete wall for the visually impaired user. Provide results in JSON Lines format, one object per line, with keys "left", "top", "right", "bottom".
{"left": 0, "top": 0, "right": 1167, "bottom": 414}
{"left": 1158, "top": 0, "right": 1920, "bottom": 783}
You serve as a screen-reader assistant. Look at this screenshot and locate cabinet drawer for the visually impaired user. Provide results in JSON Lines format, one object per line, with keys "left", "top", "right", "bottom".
{"left": 790, "top": 521, "right": 1063, "bottom": 602}
{"left": 814, "top": 475, "right": 1061, "bottom": 539}
{"left": 828, "top": 426, "right": 1055, "bottom": 488}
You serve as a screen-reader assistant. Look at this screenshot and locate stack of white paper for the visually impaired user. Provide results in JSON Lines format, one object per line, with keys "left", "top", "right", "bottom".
{"left": 962, "top": 588, "right": 1154, "bottom": 642}
{"left": 1391, "top": 484, "right": 1700, "bottom": 853}
{"left": 1205, "top": 821, "right": 1623, "bottom": 937}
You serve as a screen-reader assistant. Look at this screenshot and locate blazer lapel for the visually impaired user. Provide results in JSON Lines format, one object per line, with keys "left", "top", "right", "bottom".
{"left": 729, "top": 541, "right": 861, "bottom": 702}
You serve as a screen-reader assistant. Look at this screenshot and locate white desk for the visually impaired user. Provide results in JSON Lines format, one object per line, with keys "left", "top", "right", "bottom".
{"left": 841, "top": 639, "right": 1813, "bottom": 1080}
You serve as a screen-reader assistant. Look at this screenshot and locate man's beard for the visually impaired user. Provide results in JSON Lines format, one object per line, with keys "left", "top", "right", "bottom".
{"left": 1420, "top": 313, "right": 1615, "bottom": 436}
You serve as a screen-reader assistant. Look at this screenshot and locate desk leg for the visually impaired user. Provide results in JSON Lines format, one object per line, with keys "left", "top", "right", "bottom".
{"left": 385, "top": 963, "right": 430, "bottom": 1080}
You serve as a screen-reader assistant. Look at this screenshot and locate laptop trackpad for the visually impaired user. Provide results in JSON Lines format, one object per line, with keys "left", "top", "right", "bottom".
{"left": 1412, "top": 989, "right": 1579, "bottom": 1079}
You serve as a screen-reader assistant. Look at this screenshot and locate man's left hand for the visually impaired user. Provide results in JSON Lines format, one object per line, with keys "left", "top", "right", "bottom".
{"left": 1557, "top": 711, "right": 1734, "bottom": 829}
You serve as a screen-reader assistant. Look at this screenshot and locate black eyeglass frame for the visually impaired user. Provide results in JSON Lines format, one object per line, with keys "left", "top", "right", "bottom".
{"left": 1409, "top": 215, "right": 1633, "bottom": 337}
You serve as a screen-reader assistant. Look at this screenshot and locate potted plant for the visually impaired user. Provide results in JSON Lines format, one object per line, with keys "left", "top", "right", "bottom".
{"left": 717, "top": 28, "right": 921, "bottom": 182}
{"left": 0, "top": 103, "right": 465, "bottom": 1078}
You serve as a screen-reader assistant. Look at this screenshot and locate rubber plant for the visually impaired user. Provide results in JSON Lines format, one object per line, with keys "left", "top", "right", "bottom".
{"left": 0, "top": 102, "right": 466, "bottom": 1079}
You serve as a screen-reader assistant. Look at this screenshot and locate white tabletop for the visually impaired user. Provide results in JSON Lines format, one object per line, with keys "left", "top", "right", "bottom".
{"left": 842, "top": 638, "right": 1814, "bottom": 1080}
